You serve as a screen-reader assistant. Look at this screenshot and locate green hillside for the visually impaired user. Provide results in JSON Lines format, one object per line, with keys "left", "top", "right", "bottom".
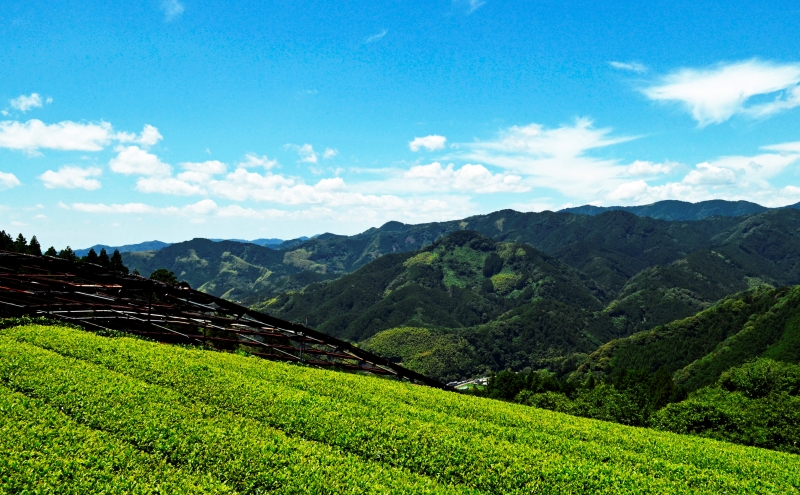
{"left": 126, "top": 209, "right": 800, "bottom": 331}
{"left": 561, "top": 199, "right": 770, "bottom": 221}
{"left": 122, "top": 238, "right": 334, "bottom": 304}
{"left": 576, "top": 286, "right": 800, "bottom": 391}
{"left": 266, "top": 231, "right": 605, "bottom": 341}
{"left": 2, "top": 323, "right": 799, "bottom": 494}
{"left": 267, "top": 226, "right": 799, "bottom": 379}
{"left": 651, "top": 359, "right": 800, "bottom": 453}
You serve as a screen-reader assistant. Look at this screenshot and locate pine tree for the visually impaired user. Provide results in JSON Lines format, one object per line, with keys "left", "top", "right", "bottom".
{"left": 58, "top": 246, "right": 78, "bottom": 262}
{"left": 98, "top": 248, "right": 110, "bottom": 267}
{"left": 86, "top": 248, "right": 99, "bottom": 264}
{"left": 28, "top": 236, "right": 42, "bottom": 256}
{"left": 44, "top": 246, "right": 58, "bottom": 257}
{"left": 0, "top": 231, "right": 13, "bottom": 251}
{"left": 110, "top": 249, "right": 129, "bottom": 274}
{"left": 14, "top": 234, "right": 26, "bottom": 253}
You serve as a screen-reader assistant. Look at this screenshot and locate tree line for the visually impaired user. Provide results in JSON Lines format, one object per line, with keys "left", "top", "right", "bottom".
{"left": 0, "top": 230, "right": 131, "bottom": 274}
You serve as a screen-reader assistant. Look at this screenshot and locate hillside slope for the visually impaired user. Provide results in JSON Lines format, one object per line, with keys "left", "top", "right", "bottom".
{"left": 122, "top": 238, "right": 334, "bottom": 303}
{"left": 560, "top": 199, "right": 770, "bottom": 220}
{"left": 2, "top": 323, "right": 799, "bottom": 493}
{"left": 576, "top": 286, "right": 800, "bottom": 391}
{"left": 266, "top": 231, "right": 605, "bottom": 340}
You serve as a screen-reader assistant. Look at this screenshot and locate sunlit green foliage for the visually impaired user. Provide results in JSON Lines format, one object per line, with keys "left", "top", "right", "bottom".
{"left": 577, "top": 286, "right": 800, "bottom": 391}
{"left": 2, "top": 324, "right": 799, "bottom": 493}
{"left": 652, "top": 359, "right": 800, "bottom": 454}
{"left": 362, "top": 326, "right": 476, "bottom": 381}
{"left": 0, "top": 386, "right": 229, "bottom": 494}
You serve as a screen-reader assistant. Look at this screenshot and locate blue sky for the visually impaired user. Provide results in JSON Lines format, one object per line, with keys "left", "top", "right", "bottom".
{"left": 3, "top": 0, "right": 800, "bottom": 249}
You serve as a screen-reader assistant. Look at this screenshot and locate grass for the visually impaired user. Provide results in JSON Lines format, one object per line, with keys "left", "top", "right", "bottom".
{"left": 1, "top": 323, "right": 799, "bottom": 494}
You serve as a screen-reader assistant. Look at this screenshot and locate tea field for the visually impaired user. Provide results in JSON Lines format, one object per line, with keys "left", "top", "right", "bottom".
{"left": 1, "top": 324, "right": 799, "bottom": 493}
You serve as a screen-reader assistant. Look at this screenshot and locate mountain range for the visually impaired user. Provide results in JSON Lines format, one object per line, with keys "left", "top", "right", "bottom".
{"left": 559, "top": 198, "right": 800, "bottom": 221}
{"left": 115, "top": 199, "right": 800, "bottom": 380}
{"left": 76, "top": 236, "right": 314, "bottom": 258}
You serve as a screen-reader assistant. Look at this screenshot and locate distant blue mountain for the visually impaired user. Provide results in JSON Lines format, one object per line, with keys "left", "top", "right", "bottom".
{"left": 74, "top": 240, "right": 172, "bottom": 258}
{"left": 559, "top": 199, "right": 777, "bottom": 221}
{"left": 209, "top": 238, "right": 288, "bottom": 247}
{"left": 77, "top": 237, "right": 314, "bottom": 257}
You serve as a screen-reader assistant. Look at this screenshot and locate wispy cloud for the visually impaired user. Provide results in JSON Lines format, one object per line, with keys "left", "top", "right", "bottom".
{"left": 285, "top": 143, "right": 318, "bottom": 163}
{"left": 162, "top": 0, "right": 184, "bottom": 21}
{"left": 323, "top": 148, "right": 338, "bottom": 159}
{"left": 39, "top": 166, "right": 102, "bottom": 190}
{"left": 9, "top": 93, "right": 51, "bottom": 113}
{"left": 626, "top": 160, "right": 677, "bottom": 176}
{"left": 365, "top": 29, "right": 388, "bottom": 44}
{"left": 109, "top": 146, "right": 172, "bottom": 176}
{"left": 403, "top": 162, "right": 528, "bottom": 193}
{"left": 0, "top": 172, "right": 20, "bottom": 190}
{"left": 409, "top": 135, "right": 446, "bottom": 152}
{"left": 643, "top": 59, "right": 800, "bottom": 126}
{"left": 606, "top": 152, "right": 800, "bottom": 206}
{"left": 0, "top": 121, "right": 161, "bottom": 154}
{"left": 453, "top": 118, "right": 635, "bottom": 197}
{"left": 461, "top": 0, "right": 486, "bottom": 14}
{"left": 609, "top": 61, "right": 647, "bottom": 73}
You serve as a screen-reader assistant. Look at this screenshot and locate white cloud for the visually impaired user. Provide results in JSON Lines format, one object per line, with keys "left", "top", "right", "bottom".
{"left": 643, "top": 60, "right": 800, "bottom": 126}
{"left": 162, "top": 0, "right": 184, "bottom": 21}
{"left": 403, "top": 162, "right": 529, "bottom": 193}
{"left": 109, "top": 146, "right": 172, "bottom": 176}
{"left": 609, "top": 61, "right": 647, "bottom": 73}
{"left": 9, "top": 93, "right": 48, "bottom": 112}
{"left": 136, "top": 177, "right": 205, "bottom": 195}
{"left": 626, "top": 160, "right": 677, "bottom": 176}
{"left": 323, "top": 148, "right": 338, "bottom": 159}
{"left": 136, "top": 160, "right": 226, "bottom": 195}
{"left": 682, "top": 163, "right": 738, "bottom": 185}
{"left": 69, "top": 202, "right": 157, "bottom": 214}
{"left": 0, "top": 120, "right": 115, "bottom": 152}
{"left": 762, "top": 140, "right": 800, "bottom": 153}
{"left": 39, "top": 166, "right": 102, "bottom": 190}
{"left": 238, "top": 153, "right": 277, "bottom": 169}
{"left": 607, "top": 180, "right": 650, "bottom": 201}
{"left": 115, "top": 124, "right": 163, "bottom": 148}
{"left": 605, "top": 152, "right": 800, "bottom": 206}
{"left": 0, "top": 172, "right": 20, "bottom": 190}
{"left": 365, "top": 29, "right": 388, "bottom": 43}
{"left": 409, "top": 135, "right": 447, "bottom": 152}
{"left": 454, "top": 118, "right": 635, "bottom": 198}
{"left": 180, "top": 160, "right": 227, "bottom": 176}
{"left": 0, "top": 120, "right": 162, "bottom": 154}
{"left": 285, "top": 143, "right": 318, "bottom": 163}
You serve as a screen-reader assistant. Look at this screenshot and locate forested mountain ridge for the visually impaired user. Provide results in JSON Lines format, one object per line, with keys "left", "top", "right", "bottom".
{"left": 574, "top": 286, "right": 800, "bottom": 391}
{"left": 122, "top": 238, "right": 335, "bottom": 303}
{"left": 264, "top": 231, "right": 606, "bottom": 342}
{"left": 265, "top": 209, "right": 800, "bottom": 380}
{"left": 560, "top": 199, "right": 773, "bottom": 220}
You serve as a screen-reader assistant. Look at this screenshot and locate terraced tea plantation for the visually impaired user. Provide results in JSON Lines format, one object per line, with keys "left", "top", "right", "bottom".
{"left": 2, "top": 324, "right": 799, "bottom": 494}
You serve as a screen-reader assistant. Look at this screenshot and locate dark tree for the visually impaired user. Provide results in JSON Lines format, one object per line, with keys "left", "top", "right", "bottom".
{"left": 132, "top": 268, "right": 141, "bottom": 276}
{"left": 28, "top": 236, "right": 42, "bottom": 256}
{"left": 85, "top": 248, "right": 99, "bottom": 264}
{"left": 44, "top": 246, "right": 58, "bottom": 257}
{"left": 98, "top": 248, "right": 110, "bottom": 268}
{"left": 110, "top": 249, "right": 129, "bottom": 274}
{"left": 0, "top": 231, "right": 12, "bottom": 251}
{"left": 149, "top": 268, "right": 178, "bottom": 285}
{"left": 58, "top": 246, "right": 78, "bottom": 262}
{"left": 14, "top": 234, "right": 26, "bottom": 253}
